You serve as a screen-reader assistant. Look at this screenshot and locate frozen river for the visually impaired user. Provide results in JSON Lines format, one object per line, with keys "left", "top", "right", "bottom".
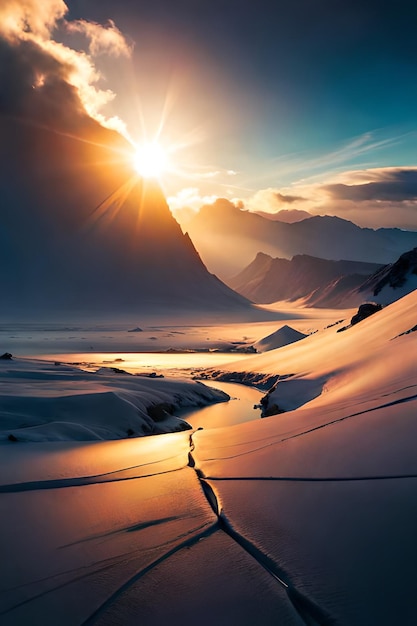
{"left": 181, "top": 380, "right": 263, "bottom": 429}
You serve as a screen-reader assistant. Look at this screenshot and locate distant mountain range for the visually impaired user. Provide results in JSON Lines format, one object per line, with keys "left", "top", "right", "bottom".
{"left": 187, "top": 201, "right": 417, "bottom": 277}
{"left": 254, "top": 209, "right": 312, "bottom": 223}
{"left": 229, "top": 253, "right": 383, "bottom": 306}
{"left": 229, "top": 248, "right": 417, "bottom": 309}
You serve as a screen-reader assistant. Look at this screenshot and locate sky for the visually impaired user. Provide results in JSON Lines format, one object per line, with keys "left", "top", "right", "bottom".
{"left": 1, "top": 0, "right": 417, "bottom": 229}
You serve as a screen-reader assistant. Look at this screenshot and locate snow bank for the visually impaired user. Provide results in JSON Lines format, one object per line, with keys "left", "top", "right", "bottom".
{"left": 219, "top": 289, "right": 417, "bottom": 415}
{"left": 254, "top": 324, "right": 307, "bottom": 352}
{"left": 0, "top": 359, "right": 229, "bottom": 442}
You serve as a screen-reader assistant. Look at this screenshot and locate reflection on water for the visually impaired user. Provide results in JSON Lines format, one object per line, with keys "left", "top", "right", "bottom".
{"left": 181, "top": 381, "right": 263, "bottom": 429}
{"left": 26, "top": 352, "right": 262, "bottom": 429}
{"left": 29, "top": 352, "right": 250, "bottom": 376}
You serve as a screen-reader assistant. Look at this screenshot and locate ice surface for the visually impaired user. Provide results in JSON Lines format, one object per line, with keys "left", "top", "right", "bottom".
{"left": 1, "top": 291, "right": 417, "bottom": 624}
{"left": 92, "top": 532, "right": 303, "bottom": 626}
{"left": 208, "top": 478, "right": 417, "bottom": 625}
{"left": 0, "top": 468, "right": 215, "bottom": 625}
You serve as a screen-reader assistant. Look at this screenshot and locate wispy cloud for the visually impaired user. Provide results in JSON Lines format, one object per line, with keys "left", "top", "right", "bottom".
{"left": 65, "top": 19, "right": 133, "bottom": 58}
{"left": 244, "top": 131, "right": 411, "bottom": 189}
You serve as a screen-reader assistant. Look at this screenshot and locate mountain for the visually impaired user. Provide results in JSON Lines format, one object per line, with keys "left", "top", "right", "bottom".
{"left": 1, "top": 171, "right": 270, "bottom": 321}
{"left": 254, "top": 324, "right": 308, "bottom": 352}
{"left": 0, "top": 37, "right": 276, "bottom": 323}
{"left": 357, "top": 247, "right": 417, "bottom": 305}
{"left": 228, "top": 252, "right": 383, "bottom": 306}
{"left": 254, "top": 209, "right": 312, "bottom": 223}
{"left": 187, "top": 200, "right": 417, "bottom": 277}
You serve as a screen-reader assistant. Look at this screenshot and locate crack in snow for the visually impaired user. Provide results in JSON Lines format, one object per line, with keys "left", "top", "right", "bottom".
{"left": 200, "top": 392, "right": 417, "bottom": 463}
{"left": 80, "top": 521, "right": 220, "bottom": 626}
{"left": 1, "top": 518, "right": 218, "bottom": 619}
{"left": 188, "top": 434, "right": 334, "bottom": 626}
{"left": 202, "top": 474, "right": 417, "bottom": 482}
{"left": 0, "top": 463, "right": 187, "bottom": 493}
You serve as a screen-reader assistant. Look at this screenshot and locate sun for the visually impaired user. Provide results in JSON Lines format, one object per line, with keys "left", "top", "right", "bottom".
{"left": 133, "top": 142, "right": 169, "bottom": 179}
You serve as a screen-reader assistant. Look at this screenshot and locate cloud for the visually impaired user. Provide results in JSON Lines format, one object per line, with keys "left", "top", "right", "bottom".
{"left": 0, "top": 0, "right": 67, "bottom": 40}
{"left": 247, "top": 131, "right": 408, "bottom": 190}
{"left": 275, "top": 192, "right": 305, "bottom": 204}
{"left": 181, "top": 167, "right": 240, "bottom": 181}
{"left": 244, "top": 188, "right": 307, "bottom": 214}
{"left": 241, "top": 167, "right": 417, "bottom": 230}
{"left": 0, "top": 0, "right": 132, "bottom": 135}
{"left": 168, "top": 187, "right": 218, "bottom": 213}
{"left": 65, "top": 19, "right": 133, "bottom": 58}
{"left": 324, "top": 168, "right": 417, "bottom": 202}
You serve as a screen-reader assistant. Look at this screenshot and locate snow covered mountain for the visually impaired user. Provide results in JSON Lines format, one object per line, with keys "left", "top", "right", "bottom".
{"left": 229, "top": 252, "right": 382, "bottom": 305}
{"left": 254, "top": 324, "right": 308, "bottom": 352}
{"left": 357, "top": 246, "right": 417, "bottom": 305}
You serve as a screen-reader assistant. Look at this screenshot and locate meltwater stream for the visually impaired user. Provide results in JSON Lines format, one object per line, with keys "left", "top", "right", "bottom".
{"left": 182, "top": 380, "right": 263, "bottom": 430}
{"left": 26, "top": 351, "right": 264, "bottom": 430}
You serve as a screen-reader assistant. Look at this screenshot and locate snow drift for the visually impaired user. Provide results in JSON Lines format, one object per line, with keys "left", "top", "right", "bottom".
{"left": 0, "top": 360, "right": 228, "bottom": 441}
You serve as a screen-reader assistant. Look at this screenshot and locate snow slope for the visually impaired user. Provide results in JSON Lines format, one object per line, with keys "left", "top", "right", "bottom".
{"left": 1, "top": 292, "right": 416, "bottom": 624}
{"left": 0, "top": 360, "right": 228, "bottom": 441}
{"left": 254, "top": 324, "right": 307, "bottom": 352}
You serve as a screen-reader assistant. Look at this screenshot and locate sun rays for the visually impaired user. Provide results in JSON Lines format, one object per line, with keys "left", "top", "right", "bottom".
{"left": 132, "top": 142, "right": 169, "bottom": 178}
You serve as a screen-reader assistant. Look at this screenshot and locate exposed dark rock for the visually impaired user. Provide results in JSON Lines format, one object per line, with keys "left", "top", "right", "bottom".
{"left": 351, "top": 302, "right": 382, "bottom": 326}
{"left": 373, "top": 248, "right": 417, "bottom": 295}
{"left": 336, "top": 325, "right": 349, "bottom": 333}
{"left": 8, "top": 434, "right": 18, "bottom": 442}
{"left": 259, "top": 382, "right": 285, "bottom": 417}
{"left": 209, "top": 370, "right": 281, "bottom": 390}
{"left": 357, "top": 247, "right": 417, "bottom": 304}
{"left": 110, "top": 367, "right": 130, "bottom": 374}
{"left": 261, "top": 403, "right": 285, "bottom": 418}
{"left": 0, "top": 352, "right": 12, "bottom": 360}
{"left": 147, "top": 402, "right": 176, "bottom": 422}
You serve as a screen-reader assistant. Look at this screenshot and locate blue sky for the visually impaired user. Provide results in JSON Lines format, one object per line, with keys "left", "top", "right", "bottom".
{"left": 1, "top": 0, "right": 417, "bottom": 228}
{"left": 61, "top": 0, "right": 417, "bottom": 226}
{"left": 64, "top": 1, "right": 417, "bottom": 163}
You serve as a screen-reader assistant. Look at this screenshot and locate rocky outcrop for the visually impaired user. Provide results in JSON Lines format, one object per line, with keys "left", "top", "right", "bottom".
{"left": 351, "top": 303, "right": 383, "bottom": 326}
{"left": 358, "top": 247, "right": 417, "bottom": 303}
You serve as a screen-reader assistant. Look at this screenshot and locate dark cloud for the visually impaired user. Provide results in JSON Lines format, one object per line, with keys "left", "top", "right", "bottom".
{"left": 275, "top": 192, "right": 306, "bottom": 204}
{"left": 325, "top": 169, "right": 417, "bottom": 203}
{"left": 0, "top": 34, "right": 131, "bottom": 226}
{"left": 0, "top": 37, "right": 87, "bottom": 127}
